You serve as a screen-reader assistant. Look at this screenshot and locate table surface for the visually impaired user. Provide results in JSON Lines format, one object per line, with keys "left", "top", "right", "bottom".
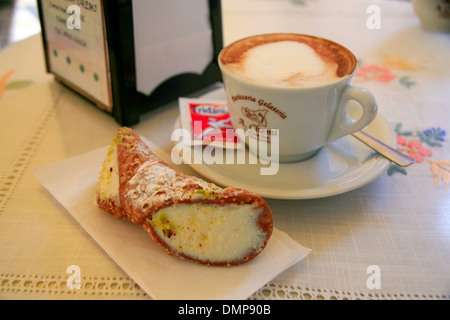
{"left": 1, "top": 0, "right": 449, "bottom": 300}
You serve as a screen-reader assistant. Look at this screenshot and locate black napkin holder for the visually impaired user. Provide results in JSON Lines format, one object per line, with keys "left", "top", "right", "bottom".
{"left": 37, "top": 0, "right": 223, "bottom": 126}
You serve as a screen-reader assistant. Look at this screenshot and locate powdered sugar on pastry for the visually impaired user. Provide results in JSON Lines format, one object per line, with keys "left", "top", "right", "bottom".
{"left": 96, "top": 127, "right": 273, "bottom": 266}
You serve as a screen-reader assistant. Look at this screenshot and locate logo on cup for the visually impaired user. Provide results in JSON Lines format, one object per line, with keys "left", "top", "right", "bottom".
{"left": 241, "top": 107, "right": 268, "bottom": 127}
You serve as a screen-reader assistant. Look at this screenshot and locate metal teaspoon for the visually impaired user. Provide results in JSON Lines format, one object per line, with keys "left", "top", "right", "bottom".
{"left": 352, "top": 131, "right": 415, "bottom": 167}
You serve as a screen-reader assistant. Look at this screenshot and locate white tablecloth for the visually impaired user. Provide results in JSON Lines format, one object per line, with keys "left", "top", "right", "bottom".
{"left": 0, "top": 0, "right": 449, "bottom": 300}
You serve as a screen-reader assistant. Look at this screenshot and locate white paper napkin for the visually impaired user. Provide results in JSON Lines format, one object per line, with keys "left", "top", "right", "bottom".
{"left": 34, "top": 140, "right": 311, "bottom": 300}
{"left": 132, "top": 0, "right": 213, "bottom": 95}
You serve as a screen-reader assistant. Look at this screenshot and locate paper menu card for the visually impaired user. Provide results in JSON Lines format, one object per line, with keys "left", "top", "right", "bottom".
{"left": 38, "top": 0, "right": 113, "bottom": 110}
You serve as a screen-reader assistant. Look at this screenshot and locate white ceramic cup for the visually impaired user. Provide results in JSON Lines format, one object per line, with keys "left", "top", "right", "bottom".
{"left": 219, "top": 33, "right": 378, "bottom": 163}
{"left": 412, "top": 0, "right": 450, "bottom": 33}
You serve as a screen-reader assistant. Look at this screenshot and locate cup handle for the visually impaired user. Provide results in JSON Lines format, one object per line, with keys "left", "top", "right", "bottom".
{"left": 327, "top": 86, "right": 378, "bottom": 142}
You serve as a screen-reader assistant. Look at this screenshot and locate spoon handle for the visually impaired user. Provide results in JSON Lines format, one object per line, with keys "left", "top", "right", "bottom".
{"left": 352, "top": 131, "right": 415, "bottom": 167}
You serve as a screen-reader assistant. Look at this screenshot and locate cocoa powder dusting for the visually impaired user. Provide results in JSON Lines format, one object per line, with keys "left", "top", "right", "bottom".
{"left": 220, "top": 33, "right": 357, "bottom": 78}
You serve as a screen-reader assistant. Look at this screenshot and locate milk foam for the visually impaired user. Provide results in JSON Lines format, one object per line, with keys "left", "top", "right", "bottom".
{"left": 227, "top": 41, "right": 341, "bottom": 87}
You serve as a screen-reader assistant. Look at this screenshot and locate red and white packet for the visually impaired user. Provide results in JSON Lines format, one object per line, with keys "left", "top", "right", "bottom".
{"left": 178, "top": 97, "right": 243, "bottom": 149}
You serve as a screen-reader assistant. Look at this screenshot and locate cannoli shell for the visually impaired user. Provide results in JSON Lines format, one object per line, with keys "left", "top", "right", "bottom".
{"left": 97, "top": 127, "right": 273, "bottom": 266}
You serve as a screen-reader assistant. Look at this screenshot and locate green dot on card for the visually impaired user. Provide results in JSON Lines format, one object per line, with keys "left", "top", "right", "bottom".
{"left": 66, "top": 56, "right": 71, "bottom": 64}
{"left": 94, "top": 73, "right": 99, "bottom": 81}
{"left": 80, "top": 64, "right": 85, "bottom": 72}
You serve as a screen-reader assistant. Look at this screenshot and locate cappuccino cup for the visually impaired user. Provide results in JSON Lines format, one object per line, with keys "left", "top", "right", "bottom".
{"left": 412, "top": 0, "right": 450, "bottom": 33}
{"left": 218, "top": 33, "right": 378, "bottom": 162}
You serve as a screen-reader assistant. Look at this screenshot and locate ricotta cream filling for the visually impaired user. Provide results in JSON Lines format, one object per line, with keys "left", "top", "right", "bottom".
{"left": 97, "top": 139, "right": 120, "bottom": 202}
{"left": 149, "top": 203, "right": 266, "bottom": 262}
{"left": 97, "top": 138, "right": 267, "bottom": 263}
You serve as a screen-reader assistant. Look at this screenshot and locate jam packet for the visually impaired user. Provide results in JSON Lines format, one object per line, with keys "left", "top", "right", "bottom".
{"left": 178, "top": 97, "right": 243, "bottom": 149}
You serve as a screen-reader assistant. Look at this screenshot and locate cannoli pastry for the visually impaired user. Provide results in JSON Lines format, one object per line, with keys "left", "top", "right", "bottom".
{"left": 96, "top": 127, "right": 273, "bottom": 266}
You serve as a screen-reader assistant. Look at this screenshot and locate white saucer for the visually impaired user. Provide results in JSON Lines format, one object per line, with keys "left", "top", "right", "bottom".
{"left": 175, "top": 88, "right": 394, "bottom": 199}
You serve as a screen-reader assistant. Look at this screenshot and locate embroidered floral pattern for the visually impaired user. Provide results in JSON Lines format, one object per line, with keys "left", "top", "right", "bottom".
{"left": 421, "top": 127, "right": 446, "bottom": 146}
{"left": 399, "top": 76, "right": 416, "bottom": 89}
{"left": 396, "top": 137, "right": 432, "bottom": 163}
{"left": 356, "top": 54, "right": 425, "bottom": 89}
{"left": 356, "top": 65, "right": 396, "bottom": 83}
{"left": 0, "top": 69, "right": 14, "bottom": 98}
{"left": 382, "top": 54, "right": 424, "bottom": 71}
{"left": 0, "top": 69, "right": 33, "bottom": 98}
{"left": 428, "top": 160, "right": 450, "bottom": 192}
{"left": 389, "top": 123, "right": 449, "bottom": 192}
